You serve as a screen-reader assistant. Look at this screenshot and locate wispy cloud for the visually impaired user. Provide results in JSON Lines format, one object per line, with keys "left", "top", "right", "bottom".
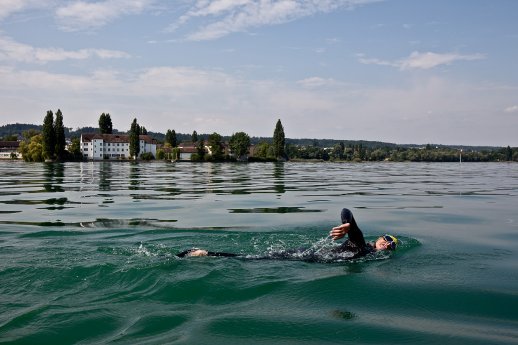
{"left": 504, "top": 105, "right": 518, "bottom": 113}
{"left": 169, "top": 0, "right": 382, "bottom": 41}
{"left": 399, "top": 51, "right": 485, "bottom": 70}
{"left": 0, "top": 35, "right": 131, "bottom": 64}
{"left": 55, "top": 0, "right": 155, "bottom": 31}
{"left": 297, "top": 77, "right": 337, "bottom": 88}
{"left": 356, "top": 54, "right": 397, "bottom": 68}
{"left": 359, "top": 51, "right": 485, "bottom": 70}
{"left": 0, "top": 64, "right": 516, "bottom": 145}
{"left": 0, "top": 0, "right": 41, "bottom": 20}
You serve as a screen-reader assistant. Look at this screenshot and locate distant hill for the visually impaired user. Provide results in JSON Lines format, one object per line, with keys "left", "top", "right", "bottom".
{"left": 0, "top": 123, "right": 124, "bottom": 140}
{"left": 0, "top": 123, "right": 42, "bottom": 139}
{"left": 0, "top": 122, "right": 504, "bottom": 151}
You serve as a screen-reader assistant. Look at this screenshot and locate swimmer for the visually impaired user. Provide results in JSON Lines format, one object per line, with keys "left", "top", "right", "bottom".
{"left": 177, "top": 208, "right": 398, "bottom": 260}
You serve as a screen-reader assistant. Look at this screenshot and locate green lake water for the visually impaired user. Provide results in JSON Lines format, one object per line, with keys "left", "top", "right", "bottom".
{"left": 1, "top": 161, "right": 517, "bottom": 344}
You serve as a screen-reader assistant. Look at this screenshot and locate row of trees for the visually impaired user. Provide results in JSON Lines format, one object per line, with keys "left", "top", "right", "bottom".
{"left": 18, "top": 110, "right": 83, "bottom": 162}
{"left": 285, "top": 142, "right": 518, "bottom": 162}
{"left": 156, "top": 119, "right": 286, "bottom": 162}
{"left": 13, "top": 112, "right": 516, "bottom": 162}
{"left": 42, "top": 110, "right": 66, "bottom": 161}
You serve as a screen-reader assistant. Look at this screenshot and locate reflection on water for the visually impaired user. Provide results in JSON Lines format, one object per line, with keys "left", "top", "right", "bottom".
{"left": 0, "top": 161, "right": 517, "bottom": 230}
{"left": 43, "top": 162, "right": 64, "bottom": 193}
{"left": 129, "top": 162, "right": 140, "bottom": 190}
{"left": 273, "top": 162, "right": 285, "bottom": 194}
{"left": 99, "top": 161, "right": 112, "bottom": 191}
{"left": 1, "top": 161, "right": 518, "bottom": 344}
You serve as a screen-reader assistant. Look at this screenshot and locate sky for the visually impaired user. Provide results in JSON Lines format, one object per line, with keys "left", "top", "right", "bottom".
{"left": 0, "top": 0, "right": 517, "bottom": 146}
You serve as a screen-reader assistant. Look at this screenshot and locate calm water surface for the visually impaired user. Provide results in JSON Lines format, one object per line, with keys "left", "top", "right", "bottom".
{"left": 1, "top": 161, "right": 517, "bottom": 344}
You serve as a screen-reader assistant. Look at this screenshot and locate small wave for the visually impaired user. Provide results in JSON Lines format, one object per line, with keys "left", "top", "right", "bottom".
{"left": 228, "top": 207, "right": 323, "bottom": 214}
{"left": 79, "top": 218, "right": 177, "bottom": 228}
{"left": 243, "top": 236, "right": 401, "bottom": 263}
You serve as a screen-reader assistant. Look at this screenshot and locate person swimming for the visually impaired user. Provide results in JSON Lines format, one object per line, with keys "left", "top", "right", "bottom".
{"left": 177, "top": 208, "right": 398, "bottom": 262}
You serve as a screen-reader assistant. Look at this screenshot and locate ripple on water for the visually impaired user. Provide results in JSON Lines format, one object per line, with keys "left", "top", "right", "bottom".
{"left": 1, "top": 162, "right": 518, "bottom": 344}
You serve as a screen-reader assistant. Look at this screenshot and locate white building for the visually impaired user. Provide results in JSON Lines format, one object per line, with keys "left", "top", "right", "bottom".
{"left": 80, "top": 133, "right": 157, "bottom": 160}
{"left": 0, "top": 141, "right": 21, "bottom": 159}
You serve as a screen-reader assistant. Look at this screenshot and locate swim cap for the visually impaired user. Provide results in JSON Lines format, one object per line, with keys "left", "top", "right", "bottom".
{"left": 383, "top": 234, "right": 399, "bottom": 250}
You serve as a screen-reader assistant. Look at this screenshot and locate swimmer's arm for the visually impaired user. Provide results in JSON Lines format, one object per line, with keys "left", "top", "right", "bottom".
{"left": 177, "top": 249, "right": 238, "bottom": 257}
{"left": 330, "top": 223, "right": 350, "bottom": 241}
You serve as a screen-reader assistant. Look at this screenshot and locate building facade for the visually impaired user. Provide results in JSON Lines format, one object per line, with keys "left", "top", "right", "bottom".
{"left": 0, "top": 141, "right": 21, "bottom": 159}
{"left": 80, "top": 133, "right": 157, "bottom": 160}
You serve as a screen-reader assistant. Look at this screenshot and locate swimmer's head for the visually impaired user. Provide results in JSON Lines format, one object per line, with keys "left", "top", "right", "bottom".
{"left": 375, "top": 234, "right": 398, "bottom": 251}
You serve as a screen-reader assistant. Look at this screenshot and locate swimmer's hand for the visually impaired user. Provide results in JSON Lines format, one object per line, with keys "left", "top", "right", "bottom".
{"left": 330, "top": 223, "right": 350, "bottom": 241}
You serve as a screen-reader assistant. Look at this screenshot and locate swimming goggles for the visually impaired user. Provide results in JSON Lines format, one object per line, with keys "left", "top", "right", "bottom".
{"left": 383, "top": 235, "right": 397, "bottom": 250}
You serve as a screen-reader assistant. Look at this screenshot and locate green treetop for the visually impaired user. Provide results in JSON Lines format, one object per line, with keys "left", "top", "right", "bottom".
{"left": 42, "top": 110, "right": 55, "bottom": 160}
{"left": 208, "top": 132, "right": 224, "bottom": 161}
{"left": 19, "top": 130, "right": 44, "bottom": 162}
{"left": 129, "top": 118, "right": 140, "bottom": 159}
{"left": 54, "top": 109, "right": 66, "bottom": 161}
{"left": 166, "top": 129, "right": 177, "bottom": 147}
{"left": 229, "top": 131, "right": 251, "bottom": 161}
{"left": 273, "top": 119, "right": 286, "bottom": 160}
{"left": 196, "top": 140, "right": 206, "bottom": 161}
{"left": 98, "top": 113, "right": 113, "bottom": 134}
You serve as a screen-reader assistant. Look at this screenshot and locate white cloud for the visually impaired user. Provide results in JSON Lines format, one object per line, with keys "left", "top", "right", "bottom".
{"left": 130, "top": 66, "right": 239, "bottom": 96}
{"left": 170, "top": 0, "right": 382, "bottom": 41}
{"left": 55, "top": 0, "right": 154, "bottom": 31}
{"left": 1, "top": 64, "right": 517, "bottom": 145}
{"left": 359, "top": 51, "right": 485, "bottom": 70}
{"left": 0, "top": 35, "right": 131, "bottom": 63}
{"left": 297, "top": 77, "right": 336, "bottom": 88}
{"left": 504, "top": 105, "right": 518, "bottom": 113}
{"left": 0, "top": 0, "right": 154, "bottom": 31}
{"left": 399, "top": 51, "right": 485, "bottom": 70}
{"left": 357, "top": 54, "right": 398, "bottom": 68}
{"left": 0, "top": 1, "right": 27, "bottom": 20}
{"left": 0, "top": 0, "right": 44, "bottom": 20}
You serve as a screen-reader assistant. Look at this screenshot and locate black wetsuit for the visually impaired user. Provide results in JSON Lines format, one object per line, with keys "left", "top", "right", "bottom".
{"left": 331, "top": 207, "right": 375, "bottom": 259}
{"left": 177, "top": 208, "right": 375, "bottom": 262}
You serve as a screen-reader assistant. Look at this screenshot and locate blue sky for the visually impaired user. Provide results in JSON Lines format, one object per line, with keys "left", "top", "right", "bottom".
{"left": 0, "top": 0, "right": 517, "bottom": 146}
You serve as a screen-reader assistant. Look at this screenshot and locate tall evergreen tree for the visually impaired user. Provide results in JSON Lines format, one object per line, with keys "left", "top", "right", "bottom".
{"left": 171, "top": 129, "right": 177, "bottom": 147}
{"left": 165, "top": 129, "right": 177, "bottom": 147}
{"left": 273, "top": 119, "right": 286, "bottom": 160}
{"left": 42, "top": 110, "right": 55, "bottom": 160}
{"left": 165, "top": 129, "right": 173, "bottom": 146}
{"left": 140, "top": 126, "right": 147, "bottom": 135}
{"left": 192, "top": 130, "right": 198, "bottom": 143}
{"left": 129, "top": 118, "right": 140, "bottom": 159}
{"left": 99, "top": 113, "right": 113, "bottom": 134}
{"left": 54, "top": 109, "right": 66, "bottom": 161}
